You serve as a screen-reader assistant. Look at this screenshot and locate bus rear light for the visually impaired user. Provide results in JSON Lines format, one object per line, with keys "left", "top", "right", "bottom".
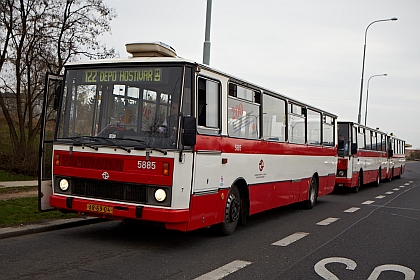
{"left": 55, "top": 154, "right": 60, "bottom": 166}
{"left": 162, "top": 162, "right": 169, "bottom": 176}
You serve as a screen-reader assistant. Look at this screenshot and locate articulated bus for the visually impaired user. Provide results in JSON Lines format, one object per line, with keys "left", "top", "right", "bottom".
{"left": 39, "top": 42, "right": 337, "bottom": 235}
{"left": 335, "top": 121, "right": 405, "bottom": 192}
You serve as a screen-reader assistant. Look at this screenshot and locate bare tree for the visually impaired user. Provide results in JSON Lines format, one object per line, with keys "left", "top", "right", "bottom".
{"left": 0, "top": 0, "right": 116, "bottom": 174}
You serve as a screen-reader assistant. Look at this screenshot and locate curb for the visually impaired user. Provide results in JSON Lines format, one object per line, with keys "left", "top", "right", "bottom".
{"left": 0, "top": 181, "right": 38, "bottom": 188}
{"left": 0, "top": 217, "right": 105, "bottom": 239}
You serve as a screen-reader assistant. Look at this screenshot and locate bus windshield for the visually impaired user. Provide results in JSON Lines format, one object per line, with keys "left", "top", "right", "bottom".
{"left": 57, "top": 66, "right": 184, "bottom": 149}
{"left": 338, "top": 123, "right": 350, "bottom": 156}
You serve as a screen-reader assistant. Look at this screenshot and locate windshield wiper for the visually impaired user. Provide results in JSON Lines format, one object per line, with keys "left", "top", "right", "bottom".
{"left": 68, "top": 137, "right": 98, "bottom": 151}
{"left": 120, "top": 137, "right": 168, "bottom": 155}
{"left": 89, "top": 136, "right": 131, "bottom": 153}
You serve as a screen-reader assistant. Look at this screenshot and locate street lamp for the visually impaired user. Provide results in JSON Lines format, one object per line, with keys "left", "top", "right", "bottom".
{"left": 203, "top": 0, "right": 212, "bottom": 65}
{"left": 364, "top": 73, "right": 387, "bottom": 126}
{"left": 357, "top": 17, "right": 397, "bottom": 124}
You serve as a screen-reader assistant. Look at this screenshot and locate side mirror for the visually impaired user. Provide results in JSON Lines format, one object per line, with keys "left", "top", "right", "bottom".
{"left": 181, "top": 116, "right": 197, "bottom": 146}
{"left": 351, "top": 143, "right": 357, "bottom": 155}
{"left": 388, "top": 149, "right": 393, "bottom": 158}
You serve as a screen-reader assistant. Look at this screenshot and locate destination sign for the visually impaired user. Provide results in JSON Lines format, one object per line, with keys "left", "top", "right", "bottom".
{"left": 83, "top": 68, "right": 162, "bottom": 83}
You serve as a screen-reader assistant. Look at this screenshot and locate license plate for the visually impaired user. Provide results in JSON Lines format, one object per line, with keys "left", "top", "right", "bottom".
{"left": 86, "top": 203, "right": 113, "bottom": 214}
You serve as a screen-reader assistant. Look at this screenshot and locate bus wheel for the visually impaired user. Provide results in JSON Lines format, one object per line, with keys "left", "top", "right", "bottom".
{"left": 375, "top": 169, "right": 381, "bottom": 187}
{"left": 388, "top": 168, "right": 394, "bottom": 182}
{"left": 354, "top": 174, "right": 361, "bottom": 193}
{"left": 220, "top": 186, "right": 241, "bottom": 235}
{"left": 304, "top": 177, "right": 318, "bottom": 209}
{"left": 396, "top": 166, "right": 402, "bottom": 179}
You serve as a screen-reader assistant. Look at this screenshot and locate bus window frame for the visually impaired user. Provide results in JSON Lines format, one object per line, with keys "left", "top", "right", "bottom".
{"left": 261, "top": 92, "right": 287, "bottom": 142}
{"left": 196, "top": 75, "right": 222, "bottom": 135}
{"left": 227, "top": 82, "right": 261, "bottom": 140}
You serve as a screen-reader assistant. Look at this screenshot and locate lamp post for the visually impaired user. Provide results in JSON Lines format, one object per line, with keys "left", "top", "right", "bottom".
{"left": 203, "top": 0, "right": 212, "bottom": 65}
{"left": 357, "top": 17, "right": 397, "bottom": 124}
{"left": 364, "top": 73, "right": 387, "bottom": 126}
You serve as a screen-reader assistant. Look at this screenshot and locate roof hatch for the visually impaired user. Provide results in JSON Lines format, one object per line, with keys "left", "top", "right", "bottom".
{"left": 125, "top": 42, "right": 177, "bottom": 58}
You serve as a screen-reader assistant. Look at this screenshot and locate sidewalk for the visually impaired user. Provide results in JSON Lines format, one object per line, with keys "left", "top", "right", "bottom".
{"left": 0, "top": 217, "right": 104, "bottom": 239}
{"left": 0, "top": 180, "right": 104, "bottom": 239}
{"left": 0, "top": 180, "right": 38, "bottom": 188}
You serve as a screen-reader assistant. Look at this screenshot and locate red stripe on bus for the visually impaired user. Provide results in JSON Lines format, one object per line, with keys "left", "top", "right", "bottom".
{"left": 195, "top": 135, "right": 337, "bottom": 156}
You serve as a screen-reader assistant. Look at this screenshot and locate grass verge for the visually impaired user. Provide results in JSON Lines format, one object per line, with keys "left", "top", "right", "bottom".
{"left": 0, "top": 196, "right": 79, "bottom": 228}
{"left": 0, "top": 169, "right": 35, "bottom": 181}
{"left": 0, "top": 186, "right": 37, "bottom": 194}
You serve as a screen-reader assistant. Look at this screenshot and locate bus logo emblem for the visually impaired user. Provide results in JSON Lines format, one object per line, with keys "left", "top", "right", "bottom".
{"left": 102, "top": 172, "right": 110, "bottom": 180}
{"left": 259, "top": 160, "right": 264, "bottom": 172}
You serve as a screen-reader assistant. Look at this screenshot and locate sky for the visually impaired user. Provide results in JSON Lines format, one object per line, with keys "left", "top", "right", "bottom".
{"left": 101, "top": 0, "right": 420, "bottom": 149}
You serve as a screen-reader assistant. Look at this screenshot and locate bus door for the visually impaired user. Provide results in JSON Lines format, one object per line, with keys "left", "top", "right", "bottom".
{"left": 38, "top": 73, "right": 63, "bottom": 211}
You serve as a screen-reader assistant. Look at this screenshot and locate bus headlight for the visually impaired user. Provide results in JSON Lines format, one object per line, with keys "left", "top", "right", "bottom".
{"left": 154, "top": 189, "right": 167, "bottom": 202}
{"left": 338, "top": 170, "right": 345, "bottom": 177}
{"left": 59, "top": 179, "right": 69, "bottom": 191}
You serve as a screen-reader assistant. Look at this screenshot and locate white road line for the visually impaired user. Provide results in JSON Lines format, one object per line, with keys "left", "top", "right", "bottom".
{"left": 194, "top": 260, "right": 252, "bottom": 280}
{"left": 375, "top": 195, "right": 386, "bottom": 199}
{"left": 362, "top": 200, "right": 375, "bottom": 205}
{"left": 272, "top": 232, "right": 309, "bottom": 246}
{"left": 385, "top": 192, "right": 393, "bottom": 195}
{"left": 393, "top": 188, "right": 400, "bottom": 191}
{"left": 400, "top": 185, "right": 405, "bottom": 188}
{"left": 405, "top": 182, "right": 411, "bottom": 185}
{"left": 408, "top": 181, "right": 413, "bottom": 183}
{"left": 316, "top": 217, "right": 339, "bottom": 226}
{"left": 344, "top": 207, "right": 360, "bottom": 213}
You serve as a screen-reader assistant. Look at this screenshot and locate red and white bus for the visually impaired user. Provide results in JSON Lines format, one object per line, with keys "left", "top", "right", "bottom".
{"left": 335, "top": 121, "right": 405, "bottom": 192}
{"left": 387, "top": 133, "right": 406, "bottom": 180}
{"left": 39, "top": 42, "right": 337, "bottom": 235}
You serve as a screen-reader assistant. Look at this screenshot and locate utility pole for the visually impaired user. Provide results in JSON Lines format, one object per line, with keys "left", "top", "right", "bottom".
{"left": 203, "top": 0, "right": 212, "bottom": 65}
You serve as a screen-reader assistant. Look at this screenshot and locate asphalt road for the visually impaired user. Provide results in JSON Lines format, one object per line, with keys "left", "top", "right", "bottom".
{"left": 0, "top": 161, "right": 419, "bottom": 280}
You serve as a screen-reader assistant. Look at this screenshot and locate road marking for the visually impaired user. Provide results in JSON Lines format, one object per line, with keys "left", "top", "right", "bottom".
{"left": 399, "top": 185, "right": 405, "bottom": 188}
{"left": 405, "top": 182, "right": 411, "bottom": 185}
{"left": 408, "top": 181, "right": 413, "bottom": 183}
{"left": 317, "top": 217, "right": 339, "bottom": 226}
{"left": 385, "top": 192, "right": 393, "bottom": 195}
{"left": 194, "top": 260, "right": 252, "bottom": 280}
{"left": 368, "top": 264, "right": 415, "bottom": 280}
{"left": 272, "top": 232, "right": 309, "bottom": 246}
{"left": 375, "top": 195, "right": 386, "bottom": 199}
{"left": 393, "top": 188, "right": 400, "bottom": 191}
{"left": 315, "top": 257, "right": 357, "bottom": 279}
{"left": 362, "top": 200, "right": 375, "bottom": 205}
{"left": 344, "top": 207, "right": 360, "bottom": 213}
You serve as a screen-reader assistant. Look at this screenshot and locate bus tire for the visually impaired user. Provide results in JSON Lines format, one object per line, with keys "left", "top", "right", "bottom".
{"left": 388, "top": 168, "right": 394, "bottom": 182}
{"left": 304, "top": 177, "right": 318, "bottom": 209}
{"left": 396, "top": 166, "right": 402, "bottom": 179}
{"left": 375, "top": 168, "right": 381, "bottom": 187}
{"left": 220, "top": 185, "right": 241, "bottom": 235}
{"left": 354, "top": 173, "right": 362, "bottom": 193}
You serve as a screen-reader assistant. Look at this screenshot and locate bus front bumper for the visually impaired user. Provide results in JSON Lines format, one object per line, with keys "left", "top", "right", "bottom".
{"left": 50, "top": 195, "right": 190, "bottom": 230}
{"left": 335, "top": 177, "right": 352, "bottom": 187}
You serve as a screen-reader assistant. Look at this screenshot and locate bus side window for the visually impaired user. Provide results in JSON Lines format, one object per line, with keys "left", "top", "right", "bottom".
{"left": 358, "top": 128, "right": 365, "bottom": 149}
{"left": 197, "top": 77, "right": 220, "bottom": 131}
{"left": 262, "top": 94, "right": 286, "bottom": 142}
{"left": 288, "top": 103, "right": 306, "bottom": 144}
{"left": 352, "top": 126, "right": 358, "bottom": 153}
{"left": 322, "top": 115, "right": 334, "bottom": 146}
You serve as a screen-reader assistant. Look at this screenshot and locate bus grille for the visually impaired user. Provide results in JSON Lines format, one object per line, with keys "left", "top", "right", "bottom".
{"left": 60, "top": 155, "right": 124, "bottom": 171}
{"left": 71, "top": 178, "right": 147, "bottom": 203}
